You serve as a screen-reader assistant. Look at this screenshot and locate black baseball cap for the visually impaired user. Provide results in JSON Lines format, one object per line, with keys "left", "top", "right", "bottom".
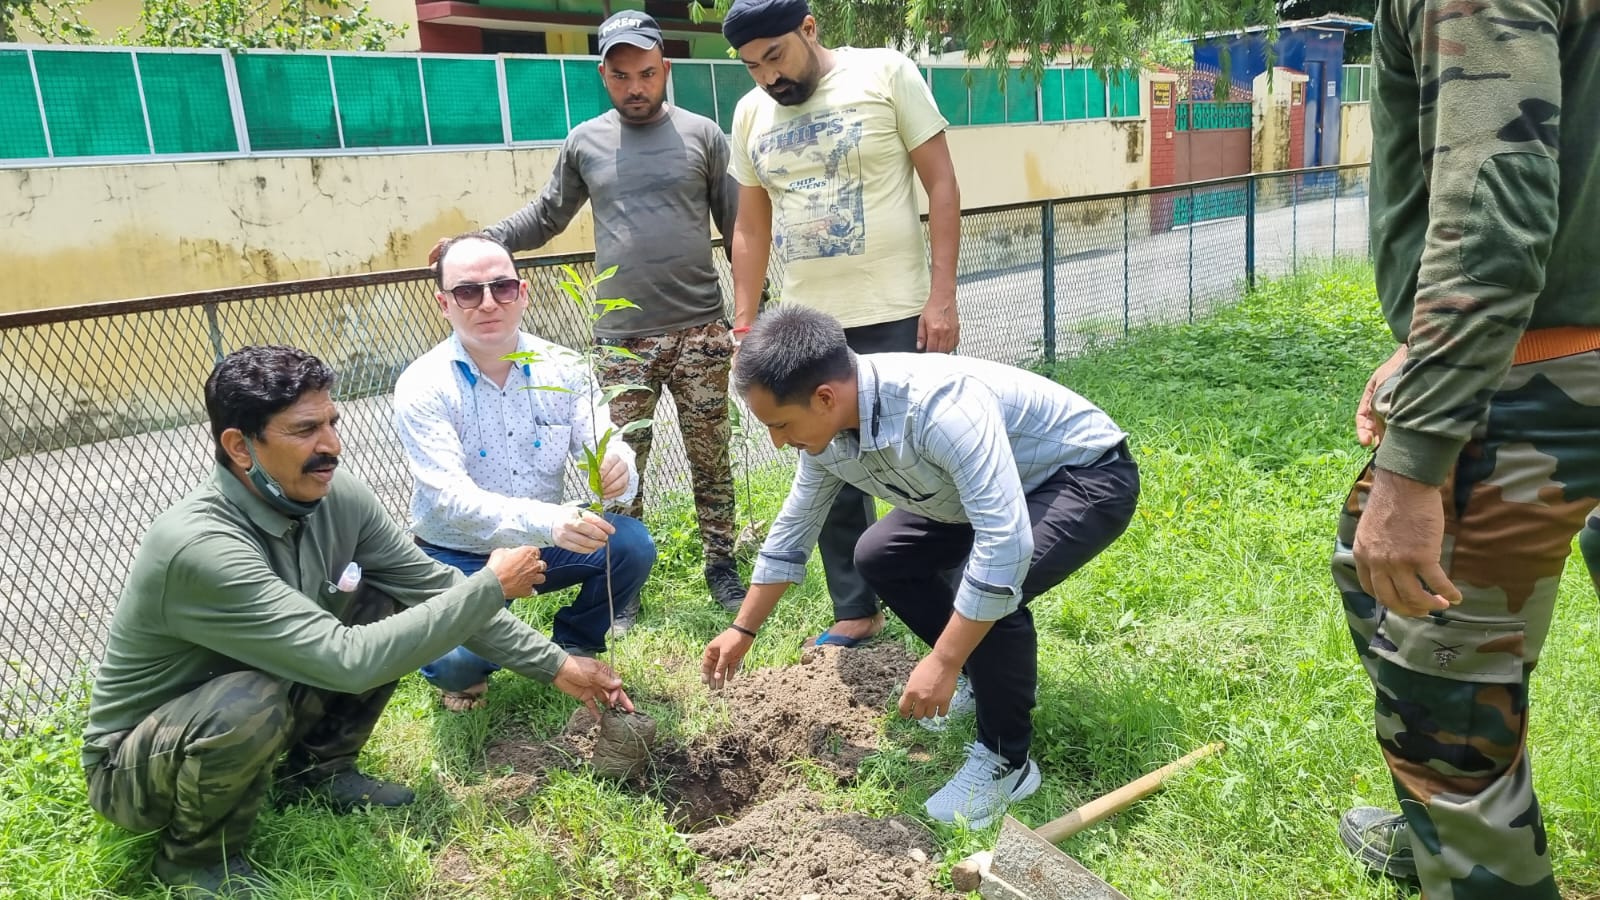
{"left": 597, "top": 11, "right": 663, "bottom": 57}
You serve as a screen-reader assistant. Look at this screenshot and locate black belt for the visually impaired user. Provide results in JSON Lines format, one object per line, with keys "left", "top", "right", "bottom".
{"left": 1089, "top": 439, "right": 1132, "bottom": 467}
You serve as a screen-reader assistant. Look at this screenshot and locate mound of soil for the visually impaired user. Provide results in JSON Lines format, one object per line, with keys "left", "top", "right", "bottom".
{"left": 472, "top": 644, "right": 958, "bottom": 899}
{"left": 702, "top": 642, "right": 918, "bottom": 779}
{"left": 690, "top": 788, "right": 963, "bottom": 900}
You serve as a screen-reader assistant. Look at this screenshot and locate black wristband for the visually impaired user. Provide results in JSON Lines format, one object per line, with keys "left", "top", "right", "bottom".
{"left": 729, "top": 622, "right": 758, "bottom": 639}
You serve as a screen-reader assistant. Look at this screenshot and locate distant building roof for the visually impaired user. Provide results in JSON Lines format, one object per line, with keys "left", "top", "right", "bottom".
{"left": 1188, "top": 14, "right": 1373, "bottom": 41}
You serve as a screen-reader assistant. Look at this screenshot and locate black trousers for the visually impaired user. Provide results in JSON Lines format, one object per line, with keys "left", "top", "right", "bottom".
{"left": 823, "top": 315, "right": 923, "bottom": 621}
{"left": 854, "top": 446, "right": 1140, "bottom": 765}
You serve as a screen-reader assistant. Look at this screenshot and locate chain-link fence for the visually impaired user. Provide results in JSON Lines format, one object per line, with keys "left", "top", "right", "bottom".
{"left": 0, "top": 164, "right": 1370, "bottom": 730}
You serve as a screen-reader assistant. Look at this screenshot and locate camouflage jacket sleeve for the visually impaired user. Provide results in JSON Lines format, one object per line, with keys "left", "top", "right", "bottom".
{"left": 1376, "top": 0, "right": 1563, "bottom": 485}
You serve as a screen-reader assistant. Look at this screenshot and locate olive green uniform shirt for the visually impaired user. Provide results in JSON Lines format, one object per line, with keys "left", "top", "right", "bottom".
{"left": 82, "top": 466, "right": 567, "bottom": 768}
{"left": 1369, "top": 0, "right": 1600, "bottom": 484}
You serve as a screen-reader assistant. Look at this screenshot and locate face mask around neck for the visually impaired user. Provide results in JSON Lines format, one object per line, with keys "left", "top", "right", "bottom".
{"left": 243, "top": 438, "right": 323, "bottom": 518}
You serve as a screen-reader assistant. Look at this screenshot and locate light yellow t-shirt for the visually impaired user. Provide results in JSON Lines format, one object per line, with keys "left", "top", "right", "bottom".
{"left": 730, "top": 47, "right": 948, "bottom": 329}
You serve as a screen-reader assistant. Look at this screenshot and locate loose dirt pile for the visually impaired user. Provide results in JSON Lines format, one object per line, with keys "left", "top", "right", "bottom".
{"left": 690, "top": 788, "right": 963, "bottom": 900}
{"left": 473, "top": 644, "right": 960, "bottom": 899}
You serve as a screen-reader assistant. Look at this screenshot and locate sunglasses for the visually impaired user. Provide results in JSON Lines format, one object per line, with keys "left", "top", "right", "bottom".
{"left": 446, "top": 278, "right": 522, "bottom": 309}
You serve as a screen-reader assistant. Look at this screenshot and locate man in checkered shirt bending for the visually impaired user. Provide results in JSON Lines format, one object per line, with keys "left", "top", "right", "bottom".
{"left": 701, "top": 303, "right": 1139, "bottom": 828}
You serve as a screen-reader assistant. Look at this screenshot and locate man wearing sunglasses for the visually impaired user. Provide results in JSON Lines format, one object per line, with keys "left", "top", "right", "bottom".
{"left": 393, "top": 234, "right": 657, "bottom": 712}
{"left": 480, "top": 10, "right": 749, "bottom": 617}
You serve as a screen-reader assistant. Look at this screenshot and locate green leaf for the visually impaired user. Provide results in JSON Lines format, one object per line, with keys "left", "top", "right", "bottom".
{"left": 594, "top": 265, "right": 619, "bottom": 284}
{"left": 531, "top": 385, "right": 576, "bottom": 394}
{"left": 619, "top": 418, "right": 653, "bottom": 435}
{"left": 503, "top": 350, "right": 542, "bottom": 366}
{"left": 599, "top": 383, "right": 653, "bottom": 405}
{"left": 599, "top": 345, "right": 644, "bottom": 362}
{"left": 596, "top": 297, "right": 640, "bottom": 313}
{"left": 582, "top": 444, "right": 603, "bottom": 497}
{"left": 558, "top": 279, "right": 588, "bottom": 315}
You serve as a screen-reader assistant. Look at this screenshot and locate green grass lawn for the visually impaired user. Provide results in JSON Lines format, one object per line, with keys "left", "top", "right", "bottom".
{"left": 3, "top": 261, "right": 1596, "bottom": 899}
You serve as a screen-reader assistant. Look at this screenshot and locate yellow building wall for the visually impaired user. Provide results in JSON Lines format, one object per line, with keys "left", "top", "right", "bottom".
{"left": 1340, "top": 102, "right": 1372, "bottom": 166}
{"left": 0, "top": 119, "right": 1147, "bottom": 313}
{"left": 0, "top": 118, "right": 1150, "bottom": 444}
{"left": 16, "top": 0, "right": 422, "bottom": 49}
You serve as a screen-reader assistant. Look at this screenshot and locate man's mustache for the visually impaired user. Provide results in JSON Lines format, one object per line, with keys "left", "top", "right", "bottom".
{"left": 303, "top": 455, "right": 340, "bottom": 473}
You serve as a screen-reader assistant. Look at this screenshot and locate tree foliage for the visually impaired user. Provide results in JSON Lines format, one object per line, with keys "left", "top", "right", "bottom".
{"left": 693, "top": 0, "right": 1277, "bottom": 73}
{"left": 0, "top": 0, "right": 93, "bottom": 43}
{"left": 125, "top": 0, "right": 408, "bottom": 51}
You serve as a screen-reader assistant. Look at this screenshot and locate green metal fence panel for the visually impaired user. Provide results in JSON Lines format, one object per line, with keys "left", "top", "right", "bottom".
{"left": 930, "top": 68, "right": 969, "bottom": 127}
{"left": 0, "top": 51, "right": 49, "bottom": 159}
{"left": 671, "top": 62, "right": 716, "bottom": 122}
{"left": 1109, "top": 69, "right": 1140, "bottom": 117}
{"left": 563, "top": 59, "right": 609, "bottom": 127}
{"left": 34, "top": 50, "right": 148, "bottom": 157}
{"left": 136, "top": 53, "right": 237, "bottom": 155}
{"left": 1041, "top": 68, "right": 1066, "bottom": 122}
{"left": 713, "top": 63, "right": 749, "bottom": 132}
{"left": 1177, "top": 100, "right": 1252, "bottom": 131}
{"left": 1086, "top": 70, "right": 1108, "bottom": 118}
{"left": 1063, "top": 68, "right": 1111, "bottom": 120}
{"left": 236, "top": 54, "right": 340, "bottom": 151}
{"left": 1005, "top": 69, "right": 1037, "bottom": 123}
{"left": 504, "top": 57, "right": 567, "bottom": 141}
{"left": 331, "top": 55, "right": 427, "bottom": 148}
{"left": 421, "top": 57, "right": 503, "bottom": 145}
{"left": 1342, "top": 64, "right": 1370, "bottom": 102}
{"left": 968, "top": 67, "right": 1008, "bottom": 125}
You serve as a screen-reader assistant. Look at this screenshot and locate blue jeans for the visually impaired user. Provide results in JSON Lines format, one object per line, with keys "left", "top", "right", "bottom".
{"left": 417, "top": 513, "right": 656, "bottom": 693}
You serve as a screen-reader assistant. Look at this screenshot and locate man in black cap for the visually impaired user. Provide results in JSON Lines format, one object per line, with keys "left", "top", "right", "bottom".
{"left": 474, "top": 10, "right": 751, "bottom": 625}
{"left": 720, "top": 0, "right": 963, "bottom": 651}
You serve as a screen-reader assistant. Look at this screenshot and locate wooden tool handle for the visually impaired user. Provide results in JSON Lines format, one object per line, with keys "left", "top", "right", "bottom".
{"left": 1034, "top": 742, "right": 1224, "bottom": 845}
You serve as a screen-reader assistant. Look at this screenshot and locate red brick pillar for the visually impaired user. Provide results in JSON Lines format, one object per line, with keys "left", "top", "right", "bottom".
{"left": 1289, "top": 79, "right": 1307, "bottom": 172}
{"left": 1147, "top": 73, "right": 1178, "bottom": 234}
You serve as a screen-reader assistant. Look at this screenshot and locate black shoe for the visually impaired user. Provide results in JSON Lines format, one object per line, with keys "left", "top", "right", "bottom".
{"left": 705, "top": 560, "right": 747, "bottom": 613}
{"left": 283, "top": 767, "right": 415, "bottom": 813}
{"left": 1339, "top": 806, "right": 1418, "bottom": 882}
{"left": 152, "top": 853, "right": 269, "bottom": 898}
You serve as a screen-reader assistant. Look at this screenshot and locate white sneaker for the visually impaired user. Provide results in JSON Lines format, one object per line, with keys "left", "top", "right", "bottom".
{"left": 918, "top": 675, "right": 976, "bottom": 731}
{"left": 924, "top": 741, "right": 1042, "bottom": 829}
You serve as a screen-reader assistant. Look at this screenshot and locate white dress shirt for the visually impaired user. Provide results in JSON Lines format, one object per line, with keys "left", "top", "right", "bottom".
{"left": 393, "top": 332, "right": 638, "bottom": 553}
{"left": 752, "top": 352, "right": 1125, "bottom": 621}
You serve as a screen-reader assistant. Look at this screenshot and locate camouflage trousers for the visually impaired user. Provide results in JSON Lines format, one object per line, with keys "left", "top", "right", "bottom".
{"left": 85, "top": 586, "right": 400, "bottom": 866}
{"left": 599, "top": 319, "right": 736, "bottom": 566}
{"left": 1333, "top": 349, "right": 1600, "bottom": 900}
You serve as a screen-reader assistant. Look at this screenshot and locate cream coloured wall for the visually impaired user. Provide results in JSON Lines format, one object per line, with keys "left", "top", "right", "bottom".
{"left": 15, "top": 0, "right": 421, "bottom": 49}
{"left": 1340, "top": 102, "right": 1372, "bottom": 166}
{"left": 0, "top": 148, "right": 583, "bottom": 312}
{"left": 1, "top": 118, "right": 1149, "bottom": 312}
{"left": 1251, "top": 68, "right": 1309, "bottom": 173}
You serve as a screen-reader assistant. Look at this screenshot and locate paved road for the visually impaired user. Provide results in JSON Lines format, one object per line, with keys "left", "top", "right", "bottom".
{"left": 0, "top": 188, "right": 1369, "bottom": 725}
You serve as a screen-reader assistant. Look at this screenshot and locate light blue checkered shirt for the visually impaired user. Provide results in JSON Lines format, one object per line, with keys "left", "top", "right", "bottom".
{"left": 752, "top": 352, "right": 1126, "bottom": 621}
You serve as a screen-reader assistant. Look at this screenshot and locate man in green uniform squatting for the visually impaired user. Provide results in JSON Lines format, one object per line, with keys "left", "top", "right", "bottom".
{"left": 80, "top": 345, "right": 632, "bottom": 897}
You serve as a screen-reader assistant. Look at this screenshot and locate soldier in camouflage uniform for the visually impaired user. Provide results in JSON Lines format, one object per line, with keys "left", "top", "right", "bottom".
{"left": 482, "top": 12, "right": 747, "bottom": 615}
{"left": 83, "top": 346, "right": 627, "bottom": 897}
{"left": 1334, "top": 1, "right": 1600, "bottom": 897}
